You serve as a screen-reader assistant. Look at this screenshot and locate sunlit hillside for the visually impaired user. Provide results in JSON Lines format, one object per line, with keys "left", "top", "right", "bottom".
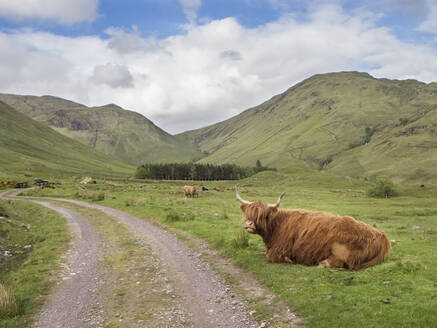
{"left": 178, "top": 72, "right": 437, "bottom": 183}
{"left": 0, "top": 94, "right": 204, "bottom": 165}
{"left": 0, "top": 101, "right": 134, "bottom": 178}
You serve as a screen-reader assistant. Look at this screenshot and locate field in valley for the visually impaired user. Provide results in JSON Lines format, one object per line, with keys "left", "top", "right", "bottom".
{"left": 15, "top": 171, "right": 437, "bottom": 328}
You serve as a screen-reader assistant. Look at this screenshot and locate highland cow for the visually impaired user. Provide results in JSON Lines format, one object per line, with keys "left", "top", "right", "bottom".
{"left": 236, "top": 188, "right": 390, "bottom": 270}
{"left": 184, "top": 185, "right": 199, "bottom": 198}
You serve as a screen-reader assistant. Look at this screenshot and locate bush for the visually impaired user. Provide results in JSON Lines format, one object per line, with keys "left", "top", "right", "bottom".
{"left": 399, "top": 117, "right": 409, "bottom": 126}
{"left": 0, "top": 283, "right": 16, "bottom": 318}
{"left": 232, "top": 228, "right": 249, "bottom": 248}
{"left": 348, "top": 127, "right": 375, "bottom": 149}
{"left": 94, "top": 192, "right": 105, "bottom": 201}
{"left": 319, "top": 156, "right": 333, "bottom": 169}
{"left": 165, "top": 210, "right": 182, "bottom": 222}
{"left": 75, "top": 191, "right": 104, "bottom": 201}
{"left": 367, "top": 179, "right": 398, "bottom": 198}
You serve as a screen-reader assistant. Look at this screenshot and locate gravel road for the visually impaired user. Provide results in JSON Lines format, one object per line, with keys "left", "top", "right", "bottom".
{"left": 40, "top": 198, "right": 258, "bottom": 328}
{"left": 1, "top": 190, "right": 101, "bottom": 328}
{"left": 3, "top": 190, "right": 263, "bottom": 327}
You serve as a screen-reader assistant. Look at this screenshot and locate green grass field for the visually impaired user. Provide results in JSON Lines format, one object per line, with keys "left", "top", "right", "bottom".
{"left": 22, "top": 171, "right": 437, "bottom": 327}
{"left": 0, "top": 199, "right": 70, "bottom": 328}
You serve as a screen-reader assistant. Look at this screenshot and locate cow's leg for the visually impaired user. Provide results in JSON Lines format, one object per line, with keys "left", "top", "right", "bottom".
{"left": 283, "top": 256, "right": 293, "bottom": 263}
{"left": 318, "top": 259, "right": 331, "bottom": 268}
{"left": 318, "top": 256, "right": 346, "bottom": 269}
{"left": 266, "top": 249, "right": 283, "bottom": 263}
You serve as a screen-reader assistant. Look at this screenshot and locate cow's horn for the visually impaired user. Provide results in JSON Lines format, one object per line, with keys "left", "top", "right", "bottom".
{"left": 269, "top": 192, "right": 285, "bottom": 208}
{"left": 235, "top": 185, "right": 250, "bottom": 205}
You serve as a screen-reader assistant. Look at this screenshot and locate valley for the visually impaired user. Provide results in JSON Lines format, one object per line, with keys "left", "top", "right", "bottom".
{"left": 1, "top": 71, "right": 437, "bottom": 328}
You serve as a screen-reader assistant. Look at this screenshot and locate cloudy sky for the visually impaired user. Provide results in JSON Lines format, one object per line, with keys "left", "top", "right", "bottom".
{"left": 1, "top": 0, "right": 437, "bottom": 133}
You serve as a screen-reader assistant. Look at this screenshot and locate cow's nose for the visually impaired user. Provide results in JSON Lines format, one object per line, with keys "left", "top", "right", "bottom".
{"left": 245, "top": 221, "right": 253, "bottom": 228}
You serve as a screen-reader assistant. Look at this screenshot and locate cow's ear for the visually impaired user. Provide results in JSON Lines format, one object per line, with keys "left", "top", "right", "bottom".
{"left": 266, "top": 206, "right": 279, "bottom": 218}
{"left": 240, "top": 203, "right": 248, "bottom": 213}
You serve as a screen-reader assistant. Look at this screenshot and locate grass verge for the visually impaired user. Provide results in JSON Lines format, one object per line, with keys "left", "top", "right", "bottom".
{"left": 0, "top": 200, "right": 70, "bottom": 328}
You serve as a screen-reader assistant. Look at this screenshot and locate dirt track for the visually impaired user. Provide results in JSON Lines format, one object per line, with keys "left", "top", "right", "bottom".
{"left": 1, "top": 190, "right": 101, "bottom": 328}
{"left": 2, "top": 190, "right": 300, "bottom": 327}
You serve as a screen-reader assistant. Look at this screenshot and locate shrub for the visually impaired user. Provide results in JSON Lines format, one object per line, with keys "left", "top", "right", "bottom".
{"left": 363, "top": 127, "right": 375, "bottom": 144}
{"left": 165, "top": 210, "right": 182, "bottom": 222}
{"left": 367, "top": 179, "right": 398, "bottom": 198}
{"left": 94, "top": 192, "right": 105, "bottom": 201}
{"left": 348, "top": 127, "right": 375, "bottom": 149}
{"left": 124, "top": 198, "right": 136, "bottom": 207}
{"left": 399, "top": 117, "right": 409, "bottom": 126}
{"left": 319, "top": 156, "right": 333, "bottom": 169}
{"left": 232, "top": 228, "right": 249, "bottom": 248}
{"left": 0, "top": 282, "right": 15, "bottom": 318}
{"left": 75, "top": 190, "right": 104, "bottom": 201}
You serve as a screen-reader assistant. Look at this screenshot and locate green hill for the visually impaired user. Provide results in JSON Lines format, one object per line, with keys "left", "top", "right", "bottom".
{"left": 177, "top": 72, "right": 437, "bottom": 183}
{"left": 0, "top": 94, "right": 204, "bottom": 165}
{"left": 0, "top": 101, "right": 134, "bottom": 177}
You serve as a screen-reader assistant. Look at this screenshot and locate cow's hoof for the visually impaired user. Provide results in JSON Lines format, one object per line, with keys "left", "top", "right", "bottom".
{"left": 283, "top": 256, "right": 293, "bottom": 263}
{"left": 318, "top": 259, "right": 330, "bottom": 268}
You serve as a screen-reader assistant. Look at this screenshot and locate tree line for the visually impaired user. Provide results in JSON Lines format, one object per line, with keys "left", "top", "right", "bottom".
{"left": 135, "top": 162, "right": 275, "bottom": 180}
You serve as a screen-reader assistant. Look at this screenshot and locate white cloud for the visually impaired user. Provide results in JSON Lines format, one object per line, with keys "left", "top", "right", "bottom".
{"left": 419, "top": 4, "right": 437, "bottom": 40}
{"left": 179, "top": 0, "right": 202, "bottom": 23}
{"left": 91, "top": 63, "right": 134, "bottom": 88}
{"left": 2, "top": 5, "right": 437, "bottom": 133}
{"left": 0, "top": 0, "right": 98, "bottom": 24}
{"left": 220, "top": 50, "right": 242, "bottom": 61}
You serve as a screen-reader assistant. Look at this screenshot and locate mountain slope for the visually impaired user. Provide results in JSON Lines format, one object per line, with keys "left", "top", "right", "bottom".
{"left": 0, "top": 101, "right": 134, "bottom": 177}
{"left": 0, "top": 94, "right": 203, "bottom": 165}
{"left": 177, "top": 72, "right": 437, "bottom": 183}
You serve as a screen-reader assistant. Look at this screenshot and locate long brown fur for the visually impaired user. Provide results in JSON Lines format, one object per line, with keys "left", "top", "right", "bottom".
{"left": 240, "top": 201, "right": 390, "bottom": 270}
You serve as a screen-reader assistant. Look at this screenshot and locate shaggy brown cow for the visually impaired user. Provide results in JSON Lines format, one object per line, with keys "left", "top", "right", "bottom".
{"left": 236, "top": 188, "right": 390, "bottom": 270}
{"left": 184, "top": 185, "right": 199, "bottom": 198}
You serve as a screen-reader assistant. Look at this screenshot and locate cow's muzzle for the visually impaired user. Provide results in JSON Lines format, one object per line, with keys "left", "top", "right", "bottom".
{"left": 244, "top": 220, "right": 256, "bottom": 233}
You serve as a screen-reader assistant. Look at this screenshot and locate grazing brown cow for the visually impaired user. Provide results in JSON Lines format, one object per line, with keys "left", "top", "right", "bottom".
{"left": 184, "top": 185, "right": 199, "bottom": 198}
{"left": 236, "top": 188, "right": 390, "bottom": 270}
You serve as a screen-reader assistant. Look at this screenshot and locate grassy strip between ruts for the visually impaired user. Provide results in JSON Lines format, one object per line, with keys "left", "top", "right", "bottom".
{"left": 22, "top": 171, "right": 437, "bottom": 328}
{"left": 0, "top": 199, "right": 70, "bottom": 328}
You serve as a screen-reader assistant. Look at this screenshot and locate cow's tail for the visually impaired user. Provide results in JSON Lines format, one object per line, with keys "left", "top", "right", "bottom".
{"left": 354, "top": 233, "right": 391, "bottom": 270}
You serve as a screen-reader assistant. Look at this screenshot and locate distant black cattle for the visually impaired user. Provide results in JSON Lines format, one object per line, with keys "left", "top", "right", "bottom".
{"left": 202, "top": 186, "right": 209, "bottom": 191}
{"left": 15, "top": 182, "right": 29, "bottom": 188}
{"left": 34, "top": 179, "right": 49, "bottom": 186}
